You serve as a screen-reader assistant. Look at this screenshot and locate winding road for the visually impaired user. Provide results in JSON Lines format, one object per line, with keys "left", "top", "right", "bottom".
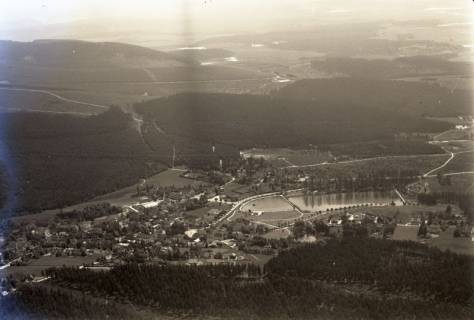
{"left": 423, "top": 149, "right": 454, "bottom": 177}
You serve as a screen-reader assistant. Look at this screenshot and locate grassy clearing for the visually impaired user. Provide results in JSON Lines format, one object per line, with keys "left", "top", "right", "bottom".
{"left": 428, "top": 226, "right": 474, "bottom": 256}
{"left": 263, "top": 228, "right": 291, "bottom": 239}
{"left": 392, "top": 226, "right": 419, "bottom": 241}
{"left": 6, "top": 255, "right": 99, "bottom": 276}
{"left": 242, "top": 148, "right": 332, "bottom": 166}
{"left": 424, "top": 175, "right": 474, "bottom": 194}
{"left": 144, "top": 169, "right": 208, "bottom": 188}
{"left": 434, "top": 128, "right": 473, "bottom": 141}
{"left": 223, "top": 182, "right": 252, "bottom": 199}
{"left": 298, "top": 154, "right": 449, "bottom": 177}
{"left": 436, "top": 140, "right": 474, "bottom": 153}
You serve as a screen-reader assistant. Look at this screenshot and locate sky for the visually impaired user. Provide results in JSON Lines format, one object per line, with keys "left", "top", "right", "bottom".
{"left": 0, "top": 0, "right": 472, "bottom": 46}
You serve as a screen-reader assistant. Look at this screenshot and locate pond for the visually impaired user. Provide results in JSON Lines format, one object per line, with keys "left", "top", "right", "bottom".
{"left": 242, "top": 191, "right": 402, "bottom": 213}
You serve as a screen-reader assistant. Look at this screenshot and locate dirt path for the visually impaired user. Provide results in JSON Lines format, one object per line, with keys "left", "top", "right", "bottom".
{"left": 0, "top": 87, "right": 109, "bottom": 110}
{"left": 282, "top": 153, "right": 447, "bottom": 169}
{"left": 423, "top": 148, "right": 454, "bottom": 177}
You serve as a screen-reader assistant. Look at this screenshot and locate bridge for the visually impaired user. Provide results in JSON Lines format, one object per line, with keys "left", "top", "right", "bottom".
{"left": 280, "top": 194, "right": 304, "bottom": 213}
{"left": 394, "top": 189, "right": 407, "bottom": 205}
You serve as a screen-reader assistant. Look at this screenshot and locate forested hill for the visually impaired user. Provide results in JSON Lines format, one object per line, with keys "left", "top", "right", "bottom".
{"left": 273, "top": 78, "right": 472, "bottom": 117}
{"left": 135, "top": 92, "right": 450, "bottom": 149}
{"left": 0, "top": 40, "right": 263, "bottom": 86}
{"left": 0, "top": 39, "right": 187, "bottom": 68}
{"left": 28, "top": 238, "right": 474, "bottom": 319}
{"left": 1, "top": 108, "right": 166, "bottom": 213}
{"left": 266, "top": 238, "right": 473, "bottom": 304}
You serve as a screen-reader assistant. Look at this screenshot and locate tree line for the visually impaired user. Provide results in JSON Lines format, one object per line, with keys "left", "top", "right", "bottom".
{"left": 37, "top": 239, "right": 474, "bottom": 319}
{"left": 265, "top": 238, "right": 473, "bottom": 304}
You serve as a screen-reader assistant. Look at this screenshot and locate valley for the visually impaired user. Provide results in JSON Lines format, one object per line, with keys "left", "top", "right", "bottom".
{"left": 0, "top": 12, "right": 473, "bottom": 320}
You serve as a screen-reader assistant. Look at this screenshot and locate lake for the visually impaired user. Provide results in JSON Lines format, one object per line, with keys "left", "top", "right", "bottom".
{"left": 242, "top": 191, "right": 402, "bottom": 213}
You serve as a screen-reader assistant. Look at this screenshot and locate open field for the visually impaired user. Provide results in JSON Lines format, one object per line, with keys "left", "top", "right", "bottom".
{"left": 222, "top": 182, "right": 252, "bottom": 200}
{"left": 293, "top": 154, "right": 450, "bottom": 178}
{"left": 433, "top": 128, "right": 473, "bottom": 141}
{"left": 142, "top": 169, "right": 207, "bottom": 188}
{"left": 428, "top": 226, "right": 474, "bottom": 256}
{"left": 327, "top": 140, "right": 444, "bottom": 160}
{"left": 392, "top": 226, "right": 419, "bottom": 241}
{"left": 263, "top": 228, "right": 291, "bottom": 239}
{"left": 241, "top": 148, "right": 333, "bottom": 166}
{"left": 434, "top": 140, "right": 474, "bottom": 153}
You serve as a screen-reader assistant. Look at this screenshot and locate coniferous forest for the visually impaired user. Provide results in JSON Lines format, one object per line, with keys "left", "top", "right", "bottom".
{"left": 2, "top": 239, "right": 471, "bottom": 319}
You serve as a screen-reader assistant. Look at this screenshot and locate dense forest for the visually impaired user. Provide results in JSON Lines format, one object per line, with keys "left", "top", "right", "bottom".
{"left": 0, "top": 285, "right": 133, "bottom": 319}
{"left": 135, "top": 92, "right": 450, "bottom": 152}
{"left": 274, "top": 78, "right": 471, "bottom": 117}
{"left": 35, "top": 239, "right": 474, "bottom": 319}
{"left": 266, "top": 239, "right": 473, "bottom": 304}
{"left": 2, "top": 107, "right": 166, "bottom": 213}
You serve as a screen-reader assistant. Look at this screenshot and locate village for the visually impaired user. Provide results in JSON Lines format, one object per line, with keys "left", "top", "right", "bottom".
{"left": 0, "top": 152, "right": 472, "bottom": 292}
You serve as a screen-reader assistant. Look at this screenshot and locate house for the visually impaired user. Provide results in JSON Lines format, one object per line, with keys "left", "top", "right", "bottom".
{"left": 140, "top": 200, "right": 163, "bottom": 209}
{"left": 221, "top": 239, "right": 237, "bottom": 248}
{"left": 184, "top": 229, "right": 199, "bottom": 239}
{"left": 79, "top": 221, "right": 92, "bottom": 232}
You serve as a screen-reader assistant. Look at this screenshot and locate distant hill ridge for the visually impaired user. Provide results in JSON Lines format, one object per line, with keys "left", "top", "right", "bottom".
{"left": 0, "top": 39, "right": 189, "bottom": 68}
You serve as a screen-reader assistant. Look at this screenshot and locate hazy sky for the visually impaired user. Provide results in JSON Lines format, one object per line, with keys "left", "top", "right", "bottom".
{"left": 1, "top": 0, "right": 472, "bottom": 45}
